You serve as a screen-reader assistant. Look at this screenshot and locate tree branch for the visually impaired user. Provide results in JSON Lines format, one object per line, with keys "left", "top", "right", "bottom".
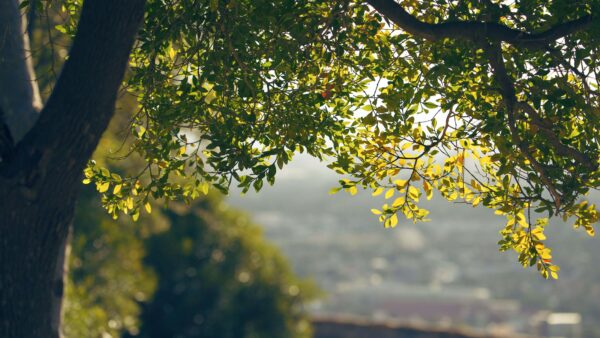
{"left": 366, "top": 0, "right": 593, "bottom": 49}
{"left": 365, "top": 0, "right": 597, "bottom": 208}
{"left": 483, "top": 42, "right": 597, "bottom": 173}
{"left": 1, "top": 0, "right": 146, "bottom": 190}
{"left": 483, "top": 42, "right": 563, "bottom": 208}
{"left": 516, "top": 102, "right": 597, "bottom": 172}
{"left": 0, "top": 0, "right": 42, "bottom": 142}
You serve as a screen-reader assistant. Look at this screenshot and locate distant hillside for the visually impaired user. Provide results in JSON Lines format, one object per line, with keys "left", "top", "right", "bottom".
{"left": 311, "top": 317, "right": 536, "bottom": 338}
{"left": 228, "top": 155, "right": 600, "bottom": 337}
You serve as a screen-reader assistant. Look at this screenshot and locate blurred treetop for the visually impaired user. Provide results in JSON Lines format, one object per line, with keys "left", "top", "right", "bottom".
{"left": 32, "top": 0, "right": 599, "bottom": 278}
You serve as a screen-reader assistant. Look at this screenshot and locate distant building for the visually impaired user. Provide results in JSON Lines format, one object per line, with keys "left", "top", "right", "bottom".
{"left": 316, "top": 282, "right": 527, "bottom": 334}
{"left": 530, "top": 312, "right": 582, "bottom": 338}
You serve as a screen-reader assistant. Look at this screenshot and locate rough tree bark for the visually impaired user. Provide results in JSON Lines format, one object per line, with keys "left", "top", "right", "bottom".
{"left": 0, "top": 0, "right": 43, "bottom": 143}
{"left": 0, "top": 0, "right": 146, "bottom": 337}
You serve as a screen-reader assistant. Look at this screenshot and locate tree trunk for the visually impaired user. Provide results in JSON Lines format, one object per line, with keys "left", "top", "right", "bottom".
{"left": 0, "top": 188, "right": 76, "bottom": 338}
{"left": 0, "top": 0, "right": 145, "bottom": 336}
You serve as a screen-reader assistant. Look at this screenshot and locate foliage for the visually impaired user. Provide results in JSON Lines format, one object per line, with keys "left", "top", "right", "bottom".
{"left": 64, "top": 188, "right": 316, "bottom": 338}
{"left": 63, "top": 106, "right": 315, "bottom": 337}
{"left": 127, "top": 196, "right": 317, "bottom": 338}
{"left": 33, "top": 0, "right": 600, "bottom": 277}
{"left": 63, "top": 187, "right": 157, "bottom": 338}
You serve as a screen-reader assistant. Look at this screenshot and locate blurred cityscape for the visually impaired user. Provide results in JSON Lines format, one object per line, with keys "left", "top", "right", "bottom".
{"left": 229, "top": 155, "right": 600, "bottom": 338}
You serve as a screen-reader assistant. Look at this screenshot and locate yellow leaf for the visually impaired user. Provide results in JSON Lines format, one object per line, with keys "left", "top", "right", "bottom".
{"left": 372, "top": 187, "right": 385, "bottom": 197}
{"left": 204, "top": 90, "right": 217, "bottom": 104}
{"left": 137, "top": 126, "right": 146, "bottom": 138}
{"left": 97, "top": 182, "right": 110, "bottom": 193}
{"left": 586, "top": 226, "right": 595, "bottom": 237}
{"left": 394, "top": 179, "right": 407, "bottom": 189}
{"left": 371, "top": 209, "right": 382, "bottom": 215}
{"left": 516, "top": 213, "right": 528, "bottom": 227}
{"left": 113, "top": 184, "right": 122, "bottom": 194}
{"left": 423, "top": 181, "right": 433, "bottom": 200}
{"left": 540, "top": 249, "right": 552, "bottom": 260}
{"left": 144, "top": 202, "right": 152, "bottom": 213}
{"left": 408, "top": 185, "right": 419, "bottom": 199}
{"left": 329, "top": 187, "right": 341, "bottom": 195}
{"left": 392, "top": 197, "right": 405, "bottom": 207}
{"left": 388, "top": 214, "right": 398, "bottom": 228}
{"left": 385, "top": 214, "right": 398, "bottom": 228}
{"left": 384, "top": 189, "right": 394, "bottom": 199}
{"left": 201, "top": 182, "right": 210, "bottom": 195}
{"left": 168, "top": 44, "right": 177, "bottom": 60}
{"left": 533, "top": 230, "right": 546, "bottom": 241}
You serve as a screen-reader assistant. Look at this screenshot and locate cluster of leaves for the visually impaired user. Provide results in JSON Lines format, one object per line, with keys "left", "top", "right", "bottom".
{"left": 82, "top": 0, "right": 383, "bottom": 225}
{"left": 67, "top": 0, "right": 600, "bottom": 278}
{"left": 326, "top": 0, "right": 600, "bottom": 278}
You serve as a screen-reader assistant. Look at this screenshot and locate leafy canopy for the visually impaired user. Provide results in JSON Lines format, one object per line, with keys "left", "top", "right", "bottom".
{"left": 62, "top": 110, "right": 315, "bottom": 337}
{"left": 53, "top": 0, "right": 600, "bottom": 278}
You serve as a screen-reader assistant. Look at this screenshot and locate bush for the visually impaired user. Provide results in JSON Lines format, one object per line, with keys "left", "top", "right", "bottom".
{"left": 64, "top": 191, "right": 317, "bottom": 338}
{"left": 130, "top": 196, "right": 317, "bottom": 338}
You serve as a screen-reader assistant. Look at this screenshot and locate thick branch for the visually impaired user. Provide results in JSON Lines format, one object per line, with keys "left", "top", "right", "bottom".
{"left": 1, "top": 0, "right": 146, "bottom": 191}
{"left": 0, "top": 0, "right": 42, "bottom": 142}
{"left": 366, "top": 0, "right": 593, "bottom": 49}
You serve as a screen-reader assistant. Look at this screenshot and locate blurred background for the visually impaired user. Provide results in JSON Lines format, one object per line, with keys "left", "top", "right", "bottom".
{"left": 227, "top": 155, "right": 600, "bottom": 338}
{"left": 64, "top": 146, "right": 600, "bottom": 338}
